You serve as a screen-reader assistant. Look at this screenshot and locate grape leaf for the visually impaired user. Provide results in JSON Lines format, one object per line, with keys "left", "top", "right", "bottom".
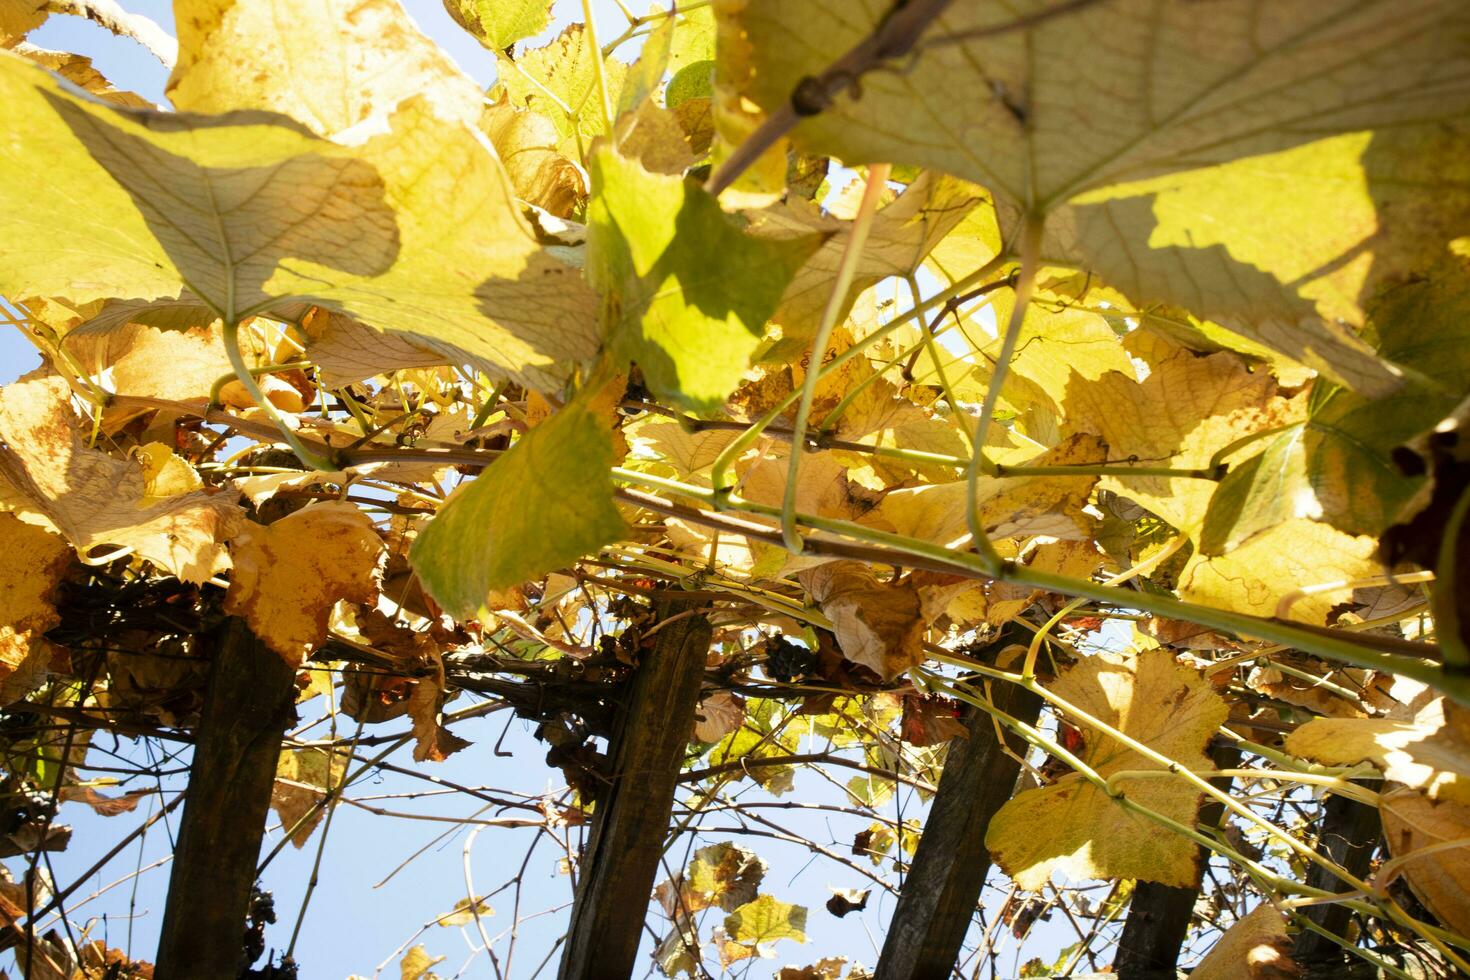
{"left": 1065, "top": 350, "right": 1303, "bottom": 536}
{"left": 443, "top": 0, "right": 552, "bottom": 52}
{"left": 588, "top": 143, "right": 819, "bottom": 410}
{"left": 169, "top": 0, "right": 485, "bottom": 134}
{"left": 985, "top": 649, "right": 1228, "bottom": 888}
{"left": 1180, "top": 518, "right": 1380, "bottom": 625}
{"left": 1205, "top": 256, "right": 1470, "bottom": 546}
{"left": 1287, "top": 699, "right": 1470, "bottom": 804}
{"left": 224, "top": 501, "right": 384, "bottom": 666}
{"left": 1380, "top": 786, "right": 1470, "bottom": 935}
{"left": 497, "top": 24, "right": 628, "bottom": 159}
{"left": 1189, "top": 904, "right": 1298, "bottom": 980}
{"left": 0, "top": 513, "right": 70, "bottom": 706}
{"left": 0, "top": 370, "right": 242, "bottom": 583}
{"left": 0, "top": 54, "right": 599, "bottom": 392}
{"left": 724, "top": 894, "right": 807, "bottom": 945}
{"left": 409, "top": 378, "right": 628, "bottom": 618}
{"left": 717, "top": 0, "right": 1470, "bottom": 393}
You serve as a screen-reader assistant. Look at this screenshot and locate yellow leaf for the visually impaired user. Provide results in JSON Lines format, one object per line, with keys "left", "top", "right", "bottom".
{"left": 0, "top": 0, "right": 46, "bottom": 46}
{"left": 0, "top": 370, "right": 242, "bottom": 583}
{"left": 1064, "top": 350, "right": 1303, "bottom": 536}
{"left": 271, "top": 746, "right": 345, "bottom": 848}
{"left": 716, "top": 0, "right": 1470, "bottom": 392}
{"left": 986, "top": 649, "right": 1229, "bottom": 888}
{"left": 1380, "top": 785, "right": 1470, "bottom": 935}
{"left": 433, "top": 895, "right": 493, "bottom": 927}
{"left": 724, "top": 894, "right": 806, "bottom": 945}
{"left": 480, "top": 93, "right": 587, "bottom": 217}
{"left": 1189, "top": 903, "right": 1299, "bottom": 980}
{"left": 224, "top": 501, "right": 383, "bottom": 666}
{"left": 134, "top": 444, "right": 204, "bottom": 499}
{"left": 15, "top": 45, "right": 150, "bottom": 108}
{"left": 0, "top": 513, "right": 70, "bottom": 706}
{"left": 399, "top": 944, "right": 445, "bottom": 980}
{"left": 496, "top": 24, "right": 628, "bottom": 159}
{"left": 1286, "top": 699, "right": 1470, "bottom": 804}
{"left": 169, "top": 0, "right": 484, "bottom": 134}
{"left": 797, "top": 562, "right": 924, "bottom": 681}
{"left": 867, "top": 433, "right": 1105, "bottom": 549}
{"left": 747, "top": 173, "right": 985, "bottom": 343}
{"left": 1179, "top": 518, "right": 1381, "bottom": 625}
{"left": 0, "top": 53, "right": 598, "bottom": 393}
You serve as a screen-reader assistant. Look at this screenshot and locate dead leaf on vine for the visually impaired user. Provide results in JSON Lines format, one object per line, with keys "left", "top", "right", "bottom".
{"left": 900, "top": 695, "right": 968, "bottom": 747}
{"left": 0, "top": 370, "right": 242, "bottom": 583}
{"left": 0, "top": 513, "right": 71, "bottom": 706}
{"left": 656, "top": 841, "right": 766, "bottom": 920}
{"left": 694, "top": 690, "right": 746, "bottom": 743}
{"left": 408, "top": 647, "right": 470, "bottom": 763}
{"left": 399, "top": 944, "right": 446, "bottom": 980}
{"left": 986, "top": 649, "right": 1228, "bottom": 888}
{"left": 271, "top": 746, "right": 345, "bottom": 848}
{"left": 224, "top": 501, "right": 383, "bottom": 666}
{"left": 1286, "top": 698, "right": 1470, "bottom": 803}
{"left": 1379, "top": 785, "right": 1470, "bottom": 935}
{"left": 60, "top": 785, "right": 152, "bottom": 817}
{"left": 798, "top": 562, "right": 925, "bottom": 681}
{"left": 778, "top": 956, "right": 848, "bottom": 980}
{"left": 1190, "top": 903, "right": 1299, "bottom": 980}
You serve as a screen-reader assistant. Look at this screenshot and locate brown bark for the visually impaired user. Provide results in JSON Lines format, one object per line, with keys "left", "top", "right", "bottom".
{"left": 557, "top": 603, "right": 711, "bottom": 980}
{"left": 873, "top": 678, "right": 1042, "bottom": 980}
{"left": 154, "top": 618, "right": 296, "bottom": 979}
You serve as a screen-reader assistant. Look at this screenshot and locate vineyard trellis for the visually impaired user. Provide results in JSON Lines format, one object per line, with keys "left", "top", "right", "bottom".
{"left": 0, "top": 0, "right": 1469, "bottom": 977}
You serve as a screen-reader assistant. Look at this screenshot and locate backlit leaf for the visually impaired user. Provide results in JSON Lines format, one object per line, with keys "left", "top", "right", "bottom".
{"left": 0, "top": 53, "right": 599, "bottom": 393}
{"left": 444, "top": 0, "right": 552, "bottom": 52}
{"left": 588, "top": 143, "right": 818, "bottom": 410}
{"left": 170, "top": 0, "right": 485, "bottom": 134}
{"left": 1286, "top": 699, "right": 1470, "bottom": 804}
{"left": 224, "top": 501, "right": 384, "bottom": 666}
{"left": 986, "top": 649, "right": 1228, "bottom": 888}
{"left": 717, "top": 0, "right": 1470, "bottom": 392}
{"left": 410, "top": 377, "right": 628, "bottom": 619}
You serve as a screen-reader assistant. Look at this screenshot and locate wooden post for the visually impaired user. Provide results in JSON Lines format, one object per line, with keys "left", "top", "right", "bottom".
{"left": 154, "top": 618, "right": 297, "bottom": 979}
{"left": 1293, "top": 793, "right": 1381, "bottom": 964}
{"left": 558, "top": 604, "right": 711, "bottom": 980}
{"left": 1113, "top": 744, "right": 1240, "bottom": 978}
{"left": 873, "top": 678, "right": 1042, "bottom": 980}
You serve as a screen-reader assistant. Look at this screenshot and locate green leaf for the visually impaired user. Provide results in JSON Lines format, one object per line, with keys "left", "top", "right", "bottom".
{"left": 617, "top": 3, "right": 674, "bottom": 116}
{"left": 723, "top": 894, "right": 807, "bottom": 946}
{"left": 409, "top": 378, "right": 628, "bottom": 619}
{"left": 443, "top": 0, "right": 553, "bottom": 51}
{"left": 717, "top": 1, "right": 1470, "bottom": 393}
{"left": 588, "top": 143, "right": 819, "bottom": 411}
{"left": 667, "top": 5, "right": 714, "bottom": 76}
{"left": 498, "top": 24, "right": 629, "bottom": 158}
{"left": 0, "top": 52, "right": 598, "bottom": 393}
{"left": 1204, "top": 256, "right": 1470, "bottom": 548}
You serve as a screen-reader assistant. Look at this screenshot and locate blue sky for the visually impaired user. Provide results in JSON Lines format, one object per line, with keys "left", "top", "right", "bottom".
{"left": 0, "top": 5, "right": 1107, "bottom": 976}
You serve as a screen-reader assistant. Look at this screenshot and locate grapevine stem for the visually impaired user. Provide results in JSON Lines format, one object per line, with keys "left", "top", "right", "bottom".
{"left": 781, "top": 163, "right": 891, "bottom": 553}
